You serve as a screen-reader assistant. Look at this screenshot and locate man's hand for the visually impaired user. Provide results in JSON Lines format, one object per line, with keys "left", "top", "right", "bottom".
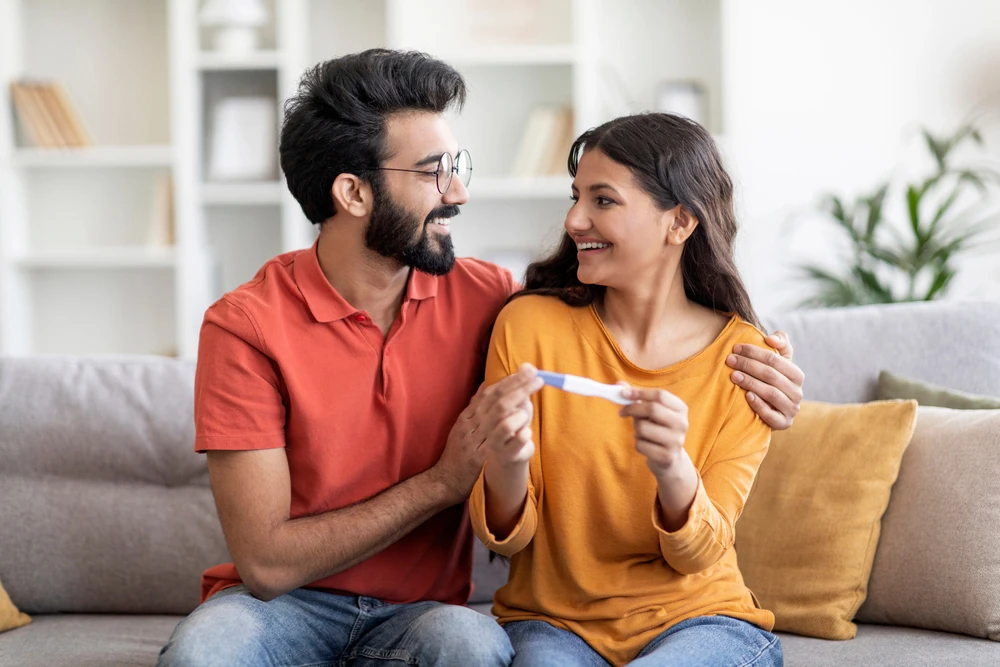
{"left": 430, "top": 364, "right": 543, "bottom": 505}
{"left": 727, "top": 331, "right": 804, "bottom": 430}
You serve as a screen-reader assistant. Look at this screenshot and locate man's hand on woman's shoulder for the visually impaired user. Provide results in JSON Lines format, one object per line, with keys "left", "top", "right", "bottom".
{"left": 726, "top": 331, "right": 804, "bottom": 431}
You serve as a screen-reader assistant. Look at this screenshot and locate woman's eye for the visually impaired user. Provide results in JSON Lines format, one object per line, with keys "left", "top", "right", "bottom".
{"left": 569, "top": 195, "right": 579, "bottom": 203}
{"left": 596, "top": 196, "right": 614, "bottom": 206}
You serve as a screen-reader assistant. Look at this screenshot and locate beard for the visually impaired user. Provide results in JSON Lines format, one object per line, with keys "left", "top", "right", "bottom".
{"left": 364, "top": 187, "right": 459, "bottom": 276}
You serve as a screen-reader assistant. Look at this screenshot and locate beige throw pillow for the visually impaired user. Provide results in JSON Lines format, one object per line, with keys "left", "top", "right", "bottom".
{"left": 855, "top": 407, "right": 1000, "bottom": 640}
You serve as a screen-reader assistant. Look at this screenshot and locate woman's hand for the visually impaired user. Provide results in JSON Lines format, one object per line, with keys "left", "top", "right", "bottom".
{"left": 480, "top": 364, "right": 541, "bottom": 469}
{"left": 619, "top": 386, "right": 701, "bottom": 531}
{"left": 619, "top": 386, "right": 690, "bottom": 476}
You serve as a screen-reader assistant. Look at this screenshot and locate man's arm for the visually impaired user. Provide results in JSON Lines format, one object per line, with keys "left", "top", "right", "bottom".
{"left": 208, "top": 447, "right": 459, "bottom": 602}
{"left": 208, "top": 368, "right": 543, "bottom": 602}
{"left": 727, "top": 330, "right": 805, "bottom": 430}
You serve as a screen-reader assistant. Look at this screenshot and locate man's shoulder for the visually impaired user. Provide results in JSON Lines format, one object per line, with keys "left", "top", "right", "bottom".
{"left": 440, "top": 257, "right": 515, "bottom": 299}
{"left": 202, "top": 249, "right": 304, "bottom": 343}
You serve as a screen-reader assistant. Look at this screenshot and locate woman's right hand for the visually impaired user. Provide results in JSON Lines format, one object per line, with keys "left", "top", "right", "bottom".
{"left": 482, "top": 366, "right": 539, "bottom": 468}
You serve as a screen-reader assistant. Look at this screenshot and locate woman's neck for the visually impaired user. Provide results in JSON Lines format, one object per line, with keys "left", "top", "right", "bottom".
{"left": 597, "top": 263, "right": 725, "bottom": 369}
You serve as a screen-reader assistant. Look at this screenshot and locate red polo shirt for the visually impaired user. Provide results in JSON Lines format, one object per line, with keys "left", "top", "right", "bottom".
{"left": 195, "top": 241, "right": 515, "bottom": 604}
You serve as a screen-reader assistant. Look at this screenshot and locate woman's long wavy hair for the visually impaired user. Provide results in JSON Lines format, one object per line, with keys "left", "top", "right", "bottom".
{"left": 515, "top": 113, "right": 761, "bottom": 329}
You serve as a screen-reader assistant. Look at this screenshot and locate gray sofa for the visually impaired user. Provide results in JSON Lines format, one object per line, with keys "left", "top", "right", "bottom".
{"left": 2, "top": 300, "right": 999, "bottom": 666}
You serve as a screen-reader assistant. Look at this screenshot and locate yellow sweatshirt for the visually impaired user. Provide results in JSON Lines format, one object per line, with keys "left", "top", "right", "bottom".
{"left": 470, "top": 295, "right": 775, "bottom": 666}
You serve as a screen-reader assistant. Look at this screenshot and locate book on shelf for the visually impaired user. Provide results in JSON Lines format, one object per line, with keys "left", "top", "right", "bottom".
{"left": 9, "top": 80, "right": 93, "bottom": 148}
{"left": 146, "top": 174, "right": 176, "bottom": 247}
{"left": 510, "top": 105, "right": 575, "bottom": 178}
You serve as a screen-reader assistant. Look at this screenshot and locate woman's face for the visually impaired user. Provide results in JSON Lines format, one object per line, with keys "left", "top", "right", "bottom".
{"left": 566, "top": 149, "right": 683, "bottom": 290}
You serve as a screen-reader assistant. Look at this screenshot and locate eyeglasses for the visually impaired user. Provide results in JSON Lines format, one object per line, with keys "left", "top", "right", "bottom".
{"left": 371, "top": 149, "right": 472, "bottom": 195}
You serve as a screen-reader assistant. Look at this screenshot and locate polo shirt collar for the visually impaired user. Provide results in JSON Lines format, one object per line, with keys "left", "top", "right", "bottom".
{"left": 295, "top": 239, "right": 439, "bottom": 323}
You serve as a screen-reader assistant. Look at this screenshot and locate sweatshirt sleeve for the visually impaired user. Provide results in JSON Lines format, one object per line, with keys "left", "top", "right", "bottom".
{"left": 652, "top": 395, "right": 771, "bottom": 574}
{"left": 469, "top": 304, "right": 541, "bottom": 557}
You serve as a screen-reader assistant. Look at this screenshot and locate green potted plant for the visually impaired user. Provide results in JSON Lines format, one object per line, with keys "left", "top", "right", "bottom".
{"left": 799, "top": 124, "right": 999, "bottom": 308}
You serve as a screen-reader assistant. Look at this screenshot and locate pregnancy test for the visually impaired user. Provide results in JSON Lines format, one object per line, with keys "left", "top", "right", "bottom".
{"left": 535, "top": 371, "right": 633, "bottom": 406}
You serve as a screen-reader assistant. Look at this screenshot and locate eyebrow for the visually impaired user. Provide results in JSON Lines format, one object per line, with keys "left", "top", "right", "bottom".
{"left": 413, "top": 150, "right": 460, "bottom": 169}
{"left": 571, "top": 182, "right": 622, "bottom": 196}
{"left": 413, "top": 153, "right": 444, "bottom": 169}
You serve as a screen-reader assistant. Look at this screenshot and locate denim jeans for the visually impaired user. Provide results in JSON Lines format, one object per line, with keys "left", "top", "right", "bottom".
{"left": 505, "top": 616, "right": 782, "bottom": 667}
{"left": 157, "top": 585, "right": 513, "bottom": 667}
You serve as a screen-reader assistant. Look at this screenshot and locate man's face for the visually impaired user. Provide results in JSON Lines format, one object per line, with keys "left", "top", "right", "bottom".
{"left": 365, "top": 112, "right": 469, "bottom": 276}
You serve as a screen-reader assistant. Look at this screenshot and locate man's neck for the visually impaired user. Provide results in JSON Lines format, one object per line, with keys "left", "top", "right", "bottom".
{"left": 315, "top": 223, "right": 410, "bottom": 333}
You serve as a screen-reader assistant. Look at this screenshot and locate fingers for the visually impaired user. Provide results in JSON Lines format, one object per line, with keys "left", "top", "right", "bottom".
{"left": 745, "top": 391, "right": 797, "bottom": 430}
{"left": 765, "top": 330, "right": 794, "bottom": 361}
{"left": 479, "top": 365, "right": 543, "bottom": 432}
{"left": 727, "top": 345, "right": 804, "bottom": 404}
{"left": 621, "top": 387, "right": 688, "bottom": 413}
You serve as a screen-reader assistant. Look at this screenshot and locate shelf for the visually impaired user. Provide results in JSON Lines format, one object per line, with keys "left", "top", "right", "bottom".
{"left": 12, "top": 145, "right": 174, "bottom": 168}
{"left": 471, "top": 176, "right": 572, "bottom": 199}
{"left": 197, "top": 50, "right": 283, "bottom": 70}
{"left": 13, "top": 247, "right": 178, "bottom": 269}
{"left": 442, "top": 45, "right": 576, "bottom": 66}
{"left": 201, "top": 181, "right": 284, "bottom": 205}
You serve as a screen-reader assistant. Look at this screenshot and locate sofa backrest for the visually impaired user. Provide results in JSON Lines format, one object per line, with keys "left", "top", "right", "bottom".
{"left": 0, "top": 356, "right": 228, "bottom": 615}
{"left": 762, "top": 300, "right": 1000, "bottom": 403}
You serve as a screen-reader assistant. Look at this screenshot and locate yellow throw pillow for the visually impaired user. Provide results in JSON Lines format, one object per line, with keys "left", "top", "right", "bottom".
{"left": 0, "top": 578, "right": 31, "bottom": 633}
{"left": 735, "top": 399, "right": 918, "bottom": 640}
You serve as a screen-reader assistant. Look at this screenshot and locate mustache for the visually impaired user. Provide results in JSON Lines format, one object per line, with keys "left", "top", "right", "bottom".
{"left": 424, "top": 205, "right": 461, "bottom": 224}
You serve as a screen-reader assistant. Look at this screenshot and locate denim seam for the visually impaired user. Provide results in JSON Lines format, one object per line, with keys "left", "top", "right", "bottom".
{"left": 339, "top": 605, "right": 371, "bottom": 667}
{"left": 350, "top": 646, "right": 418, "bottom": 664}
{"left": 737, "top": 635, "right": 781, "bottom": 667}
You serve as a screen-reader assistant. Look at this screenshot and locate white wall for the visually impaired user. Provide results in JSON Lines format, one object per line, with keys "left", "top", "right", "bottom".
{"left": 723, "top": 0, "right": 1000, "bottom": 317}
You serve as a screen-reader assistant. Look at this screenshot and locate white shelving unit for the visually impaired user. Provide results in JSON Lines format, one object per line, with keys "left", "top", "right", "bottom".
{"left": 0, "top": 0, "right": 724, "bottom": 358}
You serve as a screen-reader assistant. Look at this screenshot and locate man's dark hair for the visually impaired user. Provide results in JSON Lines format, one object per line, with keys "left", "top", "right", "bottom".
{"left": 279, "top": 49, "right": 467, "bottom": 224}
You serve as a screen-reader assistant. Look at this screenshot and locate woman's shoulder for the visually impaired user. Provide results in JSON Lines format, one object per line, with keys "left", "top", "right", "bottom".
{"left": 726, "top": 317, "right": 773, "bottom": 352}
{"left": 494, "top": 293, "right": 579, "bottom": 330}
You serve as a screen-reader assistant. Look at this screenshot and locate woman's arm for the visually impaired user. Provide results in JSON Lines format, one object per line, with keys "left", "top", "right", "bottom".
{"left": 621, "top": 387, "right": 770, "bottom": 574}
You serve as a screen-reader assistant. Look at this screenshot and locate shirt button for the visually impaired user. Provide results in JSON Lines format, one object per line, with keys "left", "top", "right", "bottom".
{"left": 355, "top": 315, "right": 367, "bottom": 322}
{"left": 385, "top": 348, "right": 391, "bottom": 356}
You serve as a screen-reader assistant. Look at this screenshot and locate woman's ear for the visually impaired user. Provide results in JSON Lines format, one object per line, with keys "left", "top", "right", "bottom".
{"left": 666, "top": 205, "right": 699, "bottom": 245}
{"left": 331, "top": 173, "right": 373, "bottom": 218}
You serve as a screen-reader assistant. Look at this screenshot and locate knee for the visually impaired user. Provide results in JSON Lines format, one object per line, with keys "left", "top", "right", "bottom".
{"left": 157, "top": 596, "right": 269, "bottom": 667}
{"left": 412, "top": 606, "right": 513, "bottom": 666}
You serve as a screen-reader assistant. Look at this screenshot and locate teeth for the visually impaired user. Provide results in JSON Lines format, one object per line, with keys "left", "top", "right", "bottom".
{"left": 430, "top": 219, "right": 450, "bottom": 226}
{"left": 576, "top": 242, "right": 609, "bottom": 250}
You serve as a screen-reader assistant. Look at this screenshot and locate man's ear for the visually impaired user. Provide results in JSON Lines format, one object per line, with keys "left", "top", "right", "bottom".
{"left": 666, "top": 205, "right": 699, "bottom": 245}
{"left": 331, "top": 173, "right": 373, "bottom": 218}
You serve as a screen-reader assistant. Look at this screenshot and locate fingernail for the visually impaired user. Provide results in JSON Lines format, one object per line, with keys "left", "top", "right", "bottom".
{"left": 732, "top": 371, "right": 745, "bottom": 383}
{"left": 747, "top": 392, "right": 755, "bottom": 402}
{"left": 733, "top": 345, "right": 743, "bottom": 354}
{"left": 727, "top": 355, "right": 738, "bottom": 366}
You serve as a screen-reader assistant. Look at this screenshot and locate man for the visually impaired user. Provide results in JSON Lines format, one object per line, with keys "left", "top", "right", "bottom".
{"left": 158, "top": 49, "right": 804, "bottom": 666}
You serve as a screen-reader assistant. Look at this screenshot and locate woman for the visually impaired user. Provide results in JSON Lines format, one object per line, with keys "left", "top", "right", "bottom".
{"left": 470, "top": 113, "right": 782, "bottom": 666}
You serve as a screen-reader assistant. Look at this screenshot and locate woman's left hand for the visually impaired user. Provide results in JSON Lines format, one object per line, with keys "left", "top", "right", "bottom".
{"left": 619, "top": 386, "right": 691, "bottom": 477}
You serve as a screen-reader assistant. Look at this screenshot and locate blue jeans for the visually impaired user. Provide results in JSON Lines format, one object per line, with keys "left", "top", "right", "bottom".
{"left": 505, "top": 616, "right": 782, "bottom": 667}
{"left": 157, "top": 585, "right": 513, "bottom": 667}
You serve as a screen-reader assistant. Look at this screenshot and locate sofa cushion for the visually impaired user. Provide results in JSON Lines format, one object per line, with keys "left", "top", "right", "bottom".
{"left": 736, "top": 400, "right": 918, "bottom": 640}
{"left": 876, "top": 370, "right": 1000, "bottom": 409}
{"left": 779, "top": 624, "right": 1000, "bottom": 667}
{"left": 762, "top": 301, "right": 1000, "bottom": 404}
{"left": 0, "top": 579, "right": 30, "bottom": 633}
{"left": 0, "top": 614, "right": 181, "bottom": 667}
{"left": 855, "top": 407, "right": 1000, "bottom": 639}
{"left": 0, "top": 356, "right": 230, "bottom": 614}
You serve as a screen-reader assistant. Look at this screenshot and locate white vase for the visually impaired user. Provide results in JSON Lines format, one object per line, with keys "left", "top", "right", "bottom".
{"left": 213, "top": 25, "right": 259, "bottom": 54}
